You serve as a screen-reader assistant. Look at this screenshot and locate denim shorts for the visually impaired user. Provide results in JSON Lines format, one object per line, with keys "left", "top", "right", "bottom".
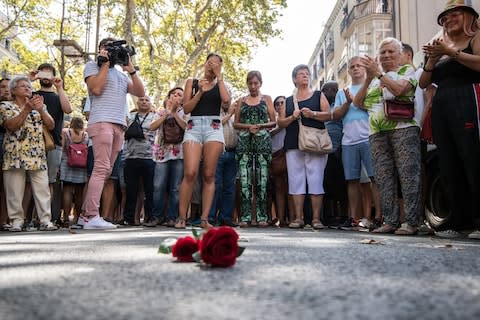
{"left": 342, "top": 141, "right": 374, "bottom": 180}
{"left": 183, "top": 116, "right": 224, "bottom": 145}
{"left": 47, "top": 146, "right": 62, "bottom": 183}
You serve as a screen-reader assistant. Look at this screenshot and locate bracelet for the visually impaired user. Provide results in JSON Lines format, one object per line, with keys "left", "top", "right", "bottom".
{"left": 129, "top": 70, "right": 137, "bottom": 76}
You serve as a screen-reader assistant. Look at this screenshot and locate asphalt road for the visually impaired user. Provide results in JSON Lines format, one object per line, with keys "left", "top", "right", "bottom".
{"left": 1, "top": 227, "right": 479, "bottom": 320}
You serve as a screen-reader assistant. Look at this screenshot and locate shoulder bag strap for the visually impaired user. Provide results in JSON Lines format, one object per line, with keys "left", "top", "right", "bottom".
{"left": 292, "top": 89, "right": 302, "bottom": 126}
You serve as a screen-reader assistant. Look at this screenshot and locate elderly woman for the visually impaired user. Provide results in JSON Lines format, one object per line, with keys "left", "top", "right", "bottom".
{"left": 0, "top": 76, "right": 57, "bottom": 231}
{"left": 233, "top": 71, "right": 276, "bottom": 227}
{"left": 420, "top": 1, "right": 480, "bottom": 239}
{"left": 278, "top": 65, "right": 330, "bottom": 229}
{"left": 353, "top": 37, "right": 421, "bottom": 235}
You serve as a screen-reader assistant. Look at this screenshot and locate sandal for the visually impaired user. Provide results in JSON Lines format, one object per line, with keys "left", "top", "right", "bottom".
{"left": 372, "top": 223, "right": 396, "bottom": 234}
{"left": 394, "top": 223, "right": 417, "bottom": 235}
{"left": 174, "top": 218, "right": 186, "bottom": 229}
{"left": 239, "top": 221, "right": 250, "bottom": 228}
{"left": 258, "top": 221, "right": 269, "bottom": 228}
{"left": 312, "top": 220, "right": 325, "bottom": 230}
{"left": 288, "top": 220, "right": 304, "bottom": 229}
{"left": 200, "top": 219, "right": 213, "bottom": 229}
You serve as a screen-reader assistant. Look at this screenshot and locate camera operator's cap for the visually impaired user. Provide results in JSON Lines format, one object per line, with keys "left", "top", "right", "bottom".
{"left": 437, "top": 0, "right": 479, "bottom": 25}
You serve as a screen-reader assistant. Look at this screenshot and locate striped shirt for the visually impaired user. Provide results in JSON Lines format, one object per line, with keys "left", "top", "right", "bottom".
{"left": 84, "top": 61, "right": 130, "bottom": 126}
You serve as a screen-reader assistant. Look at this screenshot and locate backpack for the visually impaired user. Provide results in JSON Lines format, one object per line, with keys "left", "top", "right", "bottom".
{"left": 66, "top": 130, "right": 88, "bottom": 168}
{"left": 125, "top": 113, "right": 147, "bottom": 140}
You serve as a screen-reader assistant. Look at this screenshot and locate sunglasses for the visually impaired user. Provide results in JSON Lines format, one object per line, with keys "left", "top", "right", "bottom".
{"left": 274, "top": 101, "right": 284, "bottom": 107}
{"left": 439, "top": 10, "right": 463, "bottom": 26}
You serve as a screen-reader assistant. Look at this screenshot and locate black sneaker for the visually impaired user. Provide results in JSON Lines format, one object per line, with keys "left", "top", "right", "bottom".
{"left": 338, "top": 218, "right": 359, "bottom": 231}
{"left": 369, "top": 218, "right": 382, "bottom": 232}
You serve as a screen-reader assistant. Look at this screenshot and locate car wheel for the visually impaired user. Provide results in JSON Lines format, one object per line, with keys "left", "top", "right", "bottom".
{"left": 425, "top": 167, "right": 450, "bottom": 229}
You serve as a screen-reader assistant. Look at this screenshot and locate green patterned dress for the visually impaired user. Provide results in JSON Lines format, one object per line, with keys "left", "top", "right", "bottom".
{"left": 236, "top": 97, "right": 272, "bottom": 223}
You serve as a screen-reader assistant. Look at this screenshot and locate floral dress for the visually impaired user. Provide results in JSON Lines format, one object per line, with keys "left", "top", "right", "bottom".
{"left": 152, "top": 108, "right": 185, "bottom": 163}
{"left": 0, "top": 101, "right": 47, "bottom": 171}
{"left": 236, "top": 97, "right": 272, "bottom": 223}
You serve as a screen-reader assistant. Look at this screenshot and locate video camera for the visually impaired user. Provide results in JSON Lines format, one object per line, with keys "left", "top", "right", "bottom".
{"left": 97, "top": 40, "right": 136, "bottom": 67}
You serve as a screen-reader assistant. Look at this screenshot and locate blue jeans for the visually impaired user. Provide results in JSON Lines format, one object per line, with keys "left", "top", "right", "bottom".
{"left": 152, "top": 159, "right": 184, "bottom": 221}
{"left": 208, "top": 150, "right": 237, "bottom": 222}
{"left": 123, "top": 158, "right": 155, "bottom": 223}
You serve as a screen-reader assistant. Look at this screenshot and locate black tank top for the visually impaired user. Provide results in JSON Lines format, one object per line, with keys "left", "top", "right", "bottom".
{"left": 191, "top": 83, "right": 222, "bottom": 116}
{"left": 432, "top": 41, "right": 480, "bottom": 88}
{"left": 284, "top": 90, "right": 326, "bottom": 150}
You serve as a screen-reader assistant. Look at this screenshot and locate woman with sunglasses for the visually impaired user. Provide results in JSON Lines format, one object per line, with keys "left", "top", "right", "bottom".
{"left": 0, "top": 76, "right": 57, "bottom": 231}
{"left": 420, "top": 0, "right": 480, "bottom": 239}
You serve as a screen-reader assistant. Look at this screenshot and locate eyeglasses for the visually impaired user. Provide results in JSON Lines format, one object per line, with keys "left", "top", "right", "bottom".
{"left": 439, "top": 10, "right": 463, "bottom": 25}
{"left": 274, "top": 101, "right": 284, "bottom": 107}
{"left": 16, "top": 84, "right": 32, "bottom": 90}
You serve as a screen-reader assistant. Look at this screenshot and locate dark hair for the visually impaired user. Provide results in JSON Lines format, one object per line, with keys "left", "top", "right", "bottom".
{"left": 206, "top": 53, "right": 223, "bottom": 63}
{"left": 70, "top": 117, "right": 84, "bottom": 132}
{"left": 99, "top": 37, "right": 116, "bottom": 49}
{"left": 401, "top": 43, "right": 414, "bottom": 57}
{"left": 273, "top": 95, "right": 286, "bottom": 105}
{"left": 37, "top": 63, "right": 56, "bottom": 76}
{"left": 167, "top": 87, "right": 184, "bottom": 98}
{"left": 246, "top": 70, "right": 262, "bottom": 84}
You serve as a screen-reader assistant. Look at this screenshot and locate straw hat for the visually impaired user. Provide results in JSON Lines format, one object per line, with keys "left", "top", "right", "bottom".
{"left": 437, "top": 0, "right": 479, "bottom": 25}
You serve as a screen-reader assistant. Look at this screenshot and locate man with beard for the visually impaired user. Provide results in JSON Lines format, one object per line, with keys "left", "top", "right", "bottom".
{"left": 31, "top": 63, "right": 72, "bottom": 225}
{"left": 0, "top": 78, "right": 11, "bottom": 229}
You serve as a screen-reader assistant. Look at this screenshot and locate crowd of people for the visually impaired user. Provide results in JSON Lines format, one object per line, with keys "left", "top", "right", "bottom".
{"left": 0, "top": 1, "right": 479, "bottom": 239}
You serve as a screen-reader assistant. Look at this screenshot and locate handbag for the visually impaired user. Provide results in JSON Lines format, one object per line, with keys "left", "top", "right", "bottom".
{"left": 384, "top": 98, "right": 414, "bottom": 121}
{"left": 42, "top": 125, "right": 55, "bottom": 151}
{"left": 125, "top": 113, "right": 147, "bottom": 140}
{"left": 66, "top": 130, "right": 88, "bottom": 168}
{"left": 163, "top": 115, "right": 184, "bottom": 144}
{"left": 293, "top": 92, "right": 333, "bottom": 154}
{"left": 222, "top": 110, "right": 238, "bottom": 149}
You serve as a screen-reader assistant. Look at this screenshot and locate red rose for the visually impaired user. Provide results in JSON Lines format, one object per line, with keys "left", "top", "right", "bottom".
{"left": 200, "top": 227, "right": 239, "bottom": 268}
{"left": 172, "top": 236, "right": 200, "bottom": 262}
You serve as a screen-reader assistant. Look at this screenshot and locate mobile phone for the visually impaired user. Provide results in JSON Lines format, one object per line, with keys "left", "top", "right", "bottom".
{"left": 37, "top": 71, "right": 53, "bottom": 80}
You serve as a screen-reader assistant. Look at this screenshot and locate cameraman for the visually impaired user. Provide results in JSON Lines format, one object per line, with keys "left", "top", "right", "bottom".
{"left": 79, "top": 37, "right": 145, "bottom": 229}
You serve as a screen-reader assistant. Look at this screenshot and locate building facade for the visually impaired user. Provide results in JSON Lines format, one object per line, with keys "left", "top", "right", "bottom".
{"left": 0, "top": 11, "right": 20, "bottom": 78}
{"left": 309, "top": 0, "right": 480, "bottom": 89}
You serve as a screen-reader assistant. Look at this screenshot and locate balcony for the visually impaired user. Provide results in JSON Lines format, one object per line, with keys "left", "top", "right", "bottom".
{"left": 325, "top": 41, "right": 335, "bottom": 60}
{"left": 341, "top": 0, "right": 392, "bottom": 36}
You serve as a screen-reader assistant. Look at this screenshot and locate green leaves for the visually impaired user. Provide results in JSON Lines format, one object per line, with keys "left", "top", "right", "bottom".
{"left": 158, "top": 238, "right": 178, "bottom": 254}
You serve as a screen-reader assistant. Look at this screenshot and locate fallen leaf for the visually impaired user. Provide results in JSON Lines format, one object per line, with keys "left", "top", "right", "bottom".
{"left": 360, "top": 239, "right": 384, "bottom": 245}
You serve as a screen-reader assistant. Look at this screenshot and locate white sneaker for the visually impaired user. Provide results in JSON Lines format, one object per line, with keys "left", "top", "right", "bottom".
{"left": 9, "top": 221, "right": 23, "bottom": 232}
{"left": 76, "top": 215, "right": 87, "bottom": 226}
{"left": 435, "top": 229, "right": 462, "bottom": 239}
{"left": 468, "top": 230, "right": 480, "bottom": 239}
{"left": 39, "top": 221, "right": 58, "bottom": 231}
{"left": 359, "top": 218, "right": 372, "bottom": 229}
{"left": 81, "top": 216, "right": 117, "bottom": 230}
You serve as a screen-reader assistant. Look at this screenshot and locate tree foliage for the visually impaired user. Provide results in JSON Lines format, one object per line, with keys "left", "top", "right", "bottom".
{"left": 102, "top": 0, "right": 287, "bottom": 102}
{"left": 0, "top": 0, "right": 287, "bottom": 109}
